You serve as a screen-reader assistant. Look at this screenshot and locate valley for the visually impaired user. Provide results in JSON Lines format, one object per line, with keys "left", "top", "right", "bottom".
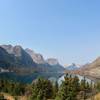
{"left": 0, "top": 44, "right": 100, "bottom": 100}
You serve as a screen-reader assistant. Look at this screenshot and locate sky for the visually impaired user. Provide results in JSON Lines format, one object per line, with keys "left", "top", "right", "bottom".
{"left": 0, "top": 0, "right": 100, "bottom": 65}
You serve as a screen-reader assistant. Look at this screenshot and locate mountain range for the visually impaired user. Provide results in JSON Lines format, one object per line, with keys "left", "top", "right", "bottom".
{"left": 0, "top": 44, "right": 65, "bottom": 82}
{"left": 0, "top": 44, "right": 100, "bottom": 82}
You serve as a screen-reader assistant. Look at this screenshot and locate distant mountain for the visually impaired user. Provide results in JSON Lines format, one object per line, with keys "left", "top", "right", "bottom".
{"left": 46, "top": 58, "right": 65, "bottom": 72}
{"left": 76, "top": 57, "right": 100, "bottom": 81}
{"left": 0, "top": 47, "right": 15, "bottom": 69}
{"left": 86, "top": 57, "right": 100, "bottom": 69}
{"left": 25, "top": 49, "right": 65, "bottom": 72}
{"left": 46, "top": 58, "right": 59, "bottom": 65}
{"left": 0, "top": 45, "right": 37, "bottom": 68}
{"left": 0, "top": 45, "right": 65, "bottom": 79}
{"left": 25, "top": 48, "right": 45, "bottom": 64}
{"left": 65, "top": 63, "right": 80, "bottom": 70}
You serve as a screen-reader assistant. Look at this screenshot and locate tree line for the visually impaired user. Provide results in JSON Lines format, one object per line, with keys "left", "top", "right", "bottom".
{"left": 0, "top": 74, "right": 100, "bottom": 100}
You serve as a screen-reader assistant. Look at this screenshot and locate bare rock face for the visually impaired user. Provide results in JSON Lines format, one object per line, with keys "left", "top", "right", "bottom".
{"left": 0, "top": 45, "right": 37, "bottom": 68}
{"left": 0, "top": 45, "right": 23, "bottom": 57}
{"left": 46, "top": 58, "right": 65, "bottom": 72}
{"left": 13, "top": 45, "right": 23, "bottom": 57}
{"left": 0, "top": 45, "right": 13, "bottom": 54}
{"left": 25, "top": 48, "right": 45, "bottom": 64}
{"left": 46, "top": 58, "right": 59, "bottom": 66}
{"left": 25, "top": 49, "right": 65, "bottom": 72}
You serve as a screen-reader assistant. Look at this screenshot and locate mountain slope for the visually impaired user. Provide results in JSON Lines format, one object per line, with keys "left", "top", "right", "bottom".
{"left": 46, "top": 58, "right": 65, "bottom": 72}
{"left": 0, "top": 47, "right": 15, "bottom": 68}
{"left": 0, "top": 45, "right": 38, "bottom": 74}
{"left": 25, "top": 48, "right": 45, "bottom": 64}
{"left": 0, "top": 45, "right": 37, "bottom": 67}
{"left": 0, "top": 44, "right": 65, "bottom": 73}
{"left": 25, "top": 49, "right": 65, "bottom": 72}
{"left": 77, "top": 57, "right": 100, "bottom": 81}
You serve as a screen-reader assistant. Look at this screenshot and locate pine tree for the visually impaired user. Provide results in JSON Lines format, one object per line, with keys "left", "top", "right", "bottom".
{"left": 80, "top": 77, "right": 86, "bottom": 91}
{"left": 53, "top": 81, "right": 59, "bottom": 98}
{"left": 86, "top": 82, "right": 90, "bottom": 90}
{"left": 80, "top": 77, "right": 87, "bottom": 99}
{"left": 96, "top": 81, "right": 100, "bottom": 92}
{"left": 31, "top": 78, "right": 53, "bottom": 100}
{"left": 56, "top": 74, "right": 79, "bottom": 100}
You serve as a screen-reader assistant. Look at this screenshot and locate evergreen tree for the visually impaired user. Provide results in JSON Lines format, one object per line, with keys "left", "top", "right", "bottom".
{"left": 53, "top": 81, "right": 59, "bottom": 98}
{"left": 80, "top": 77, "right": 86, "bottom": 91}
{"left": 0, "top": 79, "right": 26, "bottom": 96}
{"left": 80, "top": 77, "right": 87, "bottom": 99}
{"left": 86, "top": 82, "right": 90, "bottom": 90}
{"left": 31, "top": 78, "right": 53, "bottom": 100}
{"left": 96, "top": 81, "right": 100, "bottom": 92}
{"left": 56, "top": 74, "right": 79, "bottom": 100}
{"left": 73, "top": 76, "right": 80, "bottom": 92}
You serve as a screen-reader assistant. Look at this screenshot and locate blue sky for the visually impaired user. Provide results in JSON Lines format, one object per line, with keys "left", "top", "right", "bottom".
{"left": 0, "top": 0, "right": 100, "bottom": 65}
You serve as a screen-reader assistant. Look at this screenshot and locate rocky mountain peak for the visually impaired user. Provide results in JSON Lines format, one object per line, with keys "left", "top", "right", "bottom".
{"left": 0, "top": 44, "right": 13, "bottom": 54}
{"left": 46, "top": 58, "right": 59, "bottom": 65}
{"left": 0, "top": 44, "right": 23, "bottom": 57}
{"left": 13, "top": 45, "right": 23, "bottom": 57}
{"left": 25, "top": 48, "right": 45, "bottom": 64}
{"left": 25, "top": 48, "right": 35, "bottom": 54}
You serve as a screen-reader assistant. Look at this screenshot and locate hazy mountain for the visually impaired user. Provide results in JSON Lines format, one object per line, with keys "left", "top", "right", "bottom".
{"left": 0, "top": 45, "right": 65, "bottom": 83}
{"left": 0, "top": 45, "right": 37, "bottom": 68}
{"left": 77, "top": 57, "right": 100, "bottom": 81}
{"left": 25, "top": 48, "right": 45, "bottom": 64}
{"left": 46, "top": 58, "right": 65, "bottom": 72}
{"left": 0, "top": 44, "right": 65, "bottom": 73}
{"left": 65, "top": 63, "right": 80, "bottom": 70}
{"left": 0, "top": 45, "right": 13, "bottom": 54}
{"left": 25, "top": 49, "right": 65, "bottom": 72}
{"left": 0, "top": 47, "right": 15, "bottom": 68}
{"left": 86, "top": 57, "right": 100, "bottom": 69}
{"left": 46, "top": 58, "right": 59, "bottom": 65}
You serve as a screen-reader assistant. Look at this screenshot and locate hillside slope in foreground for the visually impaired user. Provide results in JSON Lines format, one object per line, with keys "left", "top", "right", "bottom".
{"left": 87, "top": 93, "right": 100, "bottom": 100}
